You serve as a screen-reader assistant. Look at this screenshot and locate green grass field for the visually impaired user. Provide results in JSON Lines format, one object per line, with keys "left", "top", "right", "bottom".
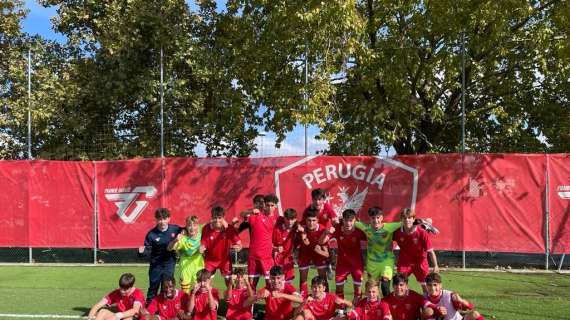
{"left": 0, "top": 266, "right": 568, "bottom": 320}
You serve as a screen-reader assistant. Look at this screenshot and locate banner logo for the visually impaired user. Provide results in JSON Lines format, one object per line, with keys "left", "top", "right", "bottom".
{"left": 104, "top": 186, "right": 157, "bottom": 224}
{"left": 558, "top": 185, "right": 570, "bottom": 200}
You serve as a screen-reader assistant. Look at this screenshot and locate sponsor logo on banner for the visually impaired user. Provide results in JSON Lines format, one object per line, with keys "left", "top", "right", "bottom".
{"left": 274, "top": 156, "right": 418, "bottom": 217}
{"left": 104, "top": 186, "right": 157, "bottom": 224}
{"left": 558, "top": 185, "right": 570, "bottom": 200}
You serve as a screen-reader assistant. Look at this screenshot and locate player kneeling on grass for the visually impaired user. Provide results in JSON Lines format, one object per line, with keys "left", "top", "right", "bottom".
{"left": 224, "top": 268, "right": 255, "bottom": 320}
{"left": 348, "top": 279, "right": 391, "bottom": 320}
{"left": 187, "top": 269, "right": 220, "bottom": 320}
{"left": 295, "top": 276, "right": 352, "bottom": 320}
{"left": 422, "top": 273, "right": 484, "bottom": 320}
{"left": 382, "top": 273, "right": 423, "bottom": 320}
{"left": 143, "top": 276, "right": 189, "bottom": 320}
{"left": 88, "top": 273, "right": 145, "bottom": 320}
{"left": 245, "top": 265, "right": 304, "bottom": 320}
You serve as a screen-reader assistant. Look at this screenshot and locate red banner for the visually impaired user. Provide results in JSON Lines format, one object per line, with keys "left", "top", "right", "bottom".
{"left": 0, "top": 161, "right": 30, "bottom": 247}
{"left": 548, "top": 154, "right": 570, "bottom": 254}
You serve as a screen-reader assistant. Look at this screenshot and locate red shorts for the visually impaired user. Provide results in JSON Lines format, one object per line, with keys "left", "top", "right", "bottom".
{"left": 335, "top": 263, "right": 363, "bottom": 285}
{"left": 205, "top": 258, "right": 232, "bottom": 277}
{"left": 247, "top": 256, "right": 273, "bottom": 278}
{"left": 397, "top": 260, "right": 429, "bottom": 283}
{"left": 298, "top": 253, "right": 328, "bottom": 270}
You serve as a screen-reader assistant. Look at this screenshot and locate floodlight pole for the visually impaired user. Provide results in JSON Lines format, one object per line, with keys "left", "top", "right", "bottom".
{"left": 160, "top": 46, "right": 165, "bottom": 158}
{"left": 304, "top": 39, "right": 309, "bottom": 156}
{"left": 545, "top": 156, "right": 550, "bottom": 270}
{"left": 461, "top": 32, "right": 466, "bottom": 269}
{"left": 27, "top": 48, "right": 33, "bottom": 264}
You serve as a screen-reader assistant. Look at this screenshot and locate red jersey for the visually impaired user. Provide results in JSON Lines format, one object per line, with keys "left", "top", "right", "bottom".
{"left": 225, "top": 287, "right": 253, "bottom": 320}
{"left": 146, "top": 290, "right": 188, "bottom": 319}
{"left": 349, "top": 298, "right": 391, "bottom": 320}
{"left": 303, "top": 202, "right": 337, "bottom": 227}
{"left": 248, "top": 214, "right": 277, "bottom": 259}
{"left": 393, "top": 226, "right": 432, "bottom": 266}
{"left": 383, "top": 290, "right": 424, "bottom": 320}
{"left": 104, "top": 288, "right": 145, "bottom": 313}
{"left": 259, "top": 283, "right": 299, "bottom": 320}
{"left": 201, "top": 225, "right": 240, "bottom": 264}
{"left": 304, "top": 293, "right": 339, "bottom": 320}
{"left": 192, "top": 288, "right": 220, "bottom": 320}
{"left": 297, "top": 224, "right": 327, "bottom": 258}
{"left": 331, "top": 227, "right": 366, "bottom": 268}
{"left": 272, "top": 222, "right": 298, "bottom": 264}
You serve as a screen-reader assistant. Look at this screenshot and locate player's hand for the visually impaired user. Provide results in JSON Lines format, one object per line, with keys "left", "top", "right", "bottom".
{"left": 276, "top": 245, "right": 284, "bottom": 253}
{"left": 260, "top": 289, "right": 270, "bottom": 299}
{"left": 176, "top": 233, "right": 184, "bottom": 241}
{"left": 199, "top": 245, "right": 206, "bottom": 254}
{"left": 231, "top": 217, "right": 240, "bottom": 225}
{"left": 451, "top": 292, "right": 465, "bottom": 305}
{"left": 433, "top": 265, "right": 440, "bottom": 273}
{"left": 306, "top": 295, "right": 314, "bottom": 303}
{"left": 192, "top": 283, "right": 200, "bottom": 294}
{"left": 297, "top": 225, "right": 305, "bottom": 233}
{"left": 138, "top": 246, "right": 146, "bottom": 254}
{"left": 252, "top": 208, "right": 261, "bottom": 215}
{"left": 328, "top": 226, "right": 336, "bottom": 235}
{"left": 437, "top": 306, "right": 448, "bottom": 316}
{"left": 205, "top": 282, "right": 212, "bottom": 291}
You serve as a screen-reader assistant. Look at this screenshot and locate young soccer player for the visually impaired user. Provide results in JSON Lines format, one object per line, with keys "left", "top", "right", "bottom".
{"left": 320, "top": 209, "right": 367, "bottom": 300}
{"left": 295, "top": 276, "right": 352, "bottom": 320}
{"left": 168, "top": 215, "right": 204, "bottom": 293}
{"left": 201, "top": 206, "right": 241, "bottom": 286}
{"left": 87, "top": 273, "right": 145, "bottom": 320}
{"left": 302, "top": 188, "right": 338, "bottom": 227}
{"left": 297, "top": 207, "right": 330, "bottom": 297}
{"left": 236, "top": 194, "right": 265, "bottom": 234}
{"left": 245, "top": 265, "right": 304, "bottom": 320}
{"left": 224, "top": 268, "right": 255, "bottom": 320}
{"left": 382, "top": 273, "right": 424, "bottom": 320}
{"left": 273, "top": 208, "right": 300, "bottom": 283}
{"left": 348, "top": 279, "right": 391, "bottom": 320}
{"left": 188, "top": 269, "right": 220, "bottom": 320}
{"left": 143, "top": 276, "right": 189, "bottom": 320}
{"left": 355, "top": 206, "right": 401, "bottom": 297}
{"left": 423, "top": 273, "right": 484, "bottom": 320}
{"left": 393, "top": 208, "right": 439, "bottom": 294}
{"left": 245, "top": 194, "right": 280, "bottom": 289}
{"left": 139, "top": 208, "right": 182, "bottom": 305}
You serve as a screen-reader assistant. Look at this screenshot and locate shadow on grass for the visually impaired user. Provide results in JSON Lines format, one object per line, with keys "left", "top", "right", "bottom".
{"left": 72, "top": 307, "right": 91, "bottom": 316}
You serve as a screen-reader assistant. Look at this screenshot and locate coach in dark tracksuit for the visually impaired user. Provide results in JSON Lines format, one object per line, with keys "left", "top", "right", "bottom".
{"left": 138, "top": 208, "right": 181, "bottom": 305}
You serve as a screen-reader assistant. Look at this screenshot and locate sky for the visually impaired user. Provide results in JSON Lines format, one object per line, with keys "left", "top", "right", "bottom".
{"left": 20, "top": 0, "right": 332, "bottom": 157}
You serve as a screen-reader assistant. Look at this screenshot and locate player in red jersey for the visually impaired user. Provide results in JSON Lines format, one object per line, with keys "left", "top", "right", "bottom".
{"left": 143, "top": 276, "right": 189, "bottom": 320}
{"left": 224, "top": 269, "right": 255, "bottom": 320}
{"left": 297, "top": 208, "right": 330, "bottom": 297}
{"left": 382, "top": 273, "right": 423, "bottom": 320}
{"left": 295, "top": 276, "right": 352, "bottom": 320}
{"left": 188, "top": 269, "right": 220, "bottom": 320}
{"left": 302, "top": 188, "right": 339, "bottom": 228}
{"left": 393, "top": 208, "right": 439, "bottom": 294}
{"left": 245, "top": 194, "right": 280, "bottom": 289}
{"left": 201, "top": 206, "right": 241, "bottom": 287}
{"left": 423, "top": 273, "right": 484, "bottom": 320}
{"left": 87, "top": 273, "right": 145, "bottom": 320}
{"left": 348, "top": 279, "right": 391, "bottom": 320}
{"left": 273, "top": 208, "right": 301, "bottom": 282}
{"left": 320, "top": 209, "right": 367, "bottom": 300}
{"left": 245, "top": 265, "right": 304, "bottom": 320}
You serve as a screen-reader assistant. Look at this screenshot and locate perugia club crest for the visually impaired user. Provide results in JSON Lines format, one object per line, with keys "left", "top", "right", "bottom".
{"left": 274, "top": 156, "right": 418, "bottom": 219}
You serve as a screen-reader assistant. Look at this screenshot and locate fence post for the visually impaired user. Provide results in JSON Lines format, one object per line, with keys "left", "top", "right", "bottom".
{"left": 27, "top": 48, "right": 33, "bottom": 264}
{"left": 93, "top": 162, "right": 98, "bottom": 265}
{"left": 545, "top": 155, "right": 550, "bottom": 270}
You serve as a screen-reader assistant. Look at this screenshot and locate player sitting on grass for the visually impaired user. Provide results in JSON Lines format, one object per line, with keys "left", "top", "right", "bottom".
{"left": 143, "top": 275, "right": 189, "bottom": 320}
{"left": 382, "top": 273, "right": 423, "bottom": 320}
{"left": 188, "top": 269, "right": 220, "bottom": 320}
{"left": 273, "top": 208, "right": 300, "bottom": 283}
{"left": 319, "top": 208, "right": 367, "bottom": 301}
{"left": 348, "top": 279, "right": 391, "bottom": 320}
{"left": 297, "top": 207, "right": 330, "bottom": 297}
{"left": 245, "top": 265, "right": 304, "bottom": 320}
{"left": 87, "top": 273, "right": 145, "bottom": 320}
{"left": 168, "top": 215, "right": 204, "bottom": 293}
{"left": 295, "top": 276, "right": 352, "bottom": 320}
{"left": 423, "top": 273, "right": 484, "bottom": 320}
{"left": 224, "top": 268, "right": 255, "bottom": 320}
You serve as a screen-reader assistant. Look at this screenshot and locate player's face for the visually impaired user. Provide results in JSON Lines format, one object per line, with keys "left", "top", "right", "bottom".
{"left": 161, "top": 281, "right": 176, "bottom": 299}
{"left": 269, "top": 275, "right": 285, "bottom": 290}
{"left": 186, "top": 221, "right": 199, "bottom": 237}
{"left": 402, "top": 215, "right": 415, "bottom": 229}
{"left": 266, "top": 202, "right": 277, "bottom": 214}
{"left": 254, "top": 199, "right": 265, "bottom": 210}
{"left": 311, "top": 284, "right": 326, "bottom": 298}
{"left": 393, "top": 281, "right": 409, "bottom": 297}
{"left": 366, "top": 286, "right": 379, "bottom": 301}
{"left": 119, "top": 286, "right": 133, "bottom": 297}
{"left": 156, "top": 217, "right": 170, "bottom": 230}
{"left": 285, "top": 217, "right": 297, "bottom": 228}
{"left": 313, "top": 197, "right": 325, "bottom": 210}
{"left": 343, "top": 217, "right": 355, "bottom": 230}
{"left": 198, "top": 280, "right": 210, "bottom": 292}
{"left": 211, "top": 216, "right": 224, "bottom": 229}
{"left": 235, "top": 274, "right": 246, "bottom": 289}
{"left": 369, "top": 214, "right": 383, "bottom": 230}
{"left": 426, "top": 282, "right": 442, "bottom": 297}
{"left": 306, "top": 217, "right": 318, "bottom": 231}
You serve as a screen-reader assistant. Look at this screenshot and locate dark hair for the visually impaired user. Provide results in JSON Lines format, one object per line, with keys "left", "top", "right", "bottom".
{"left": 342, "top": 209, "right": 357, "bottom": 220}
{"left": 264, "top": 194, "right": 279, "bottom": 204}
{"left": 284, "top": 208, "right": 297, "bottom": 219}
{"left": 185, "top": 215, "right": 199, "bottom": 225}
{"left": 196, "top": 269, "right": 212, "bottom": 282}
{"left": 311, "top": 275, "right": 327, "bottom": 287}
{"left": 269, "top": 265, "right": 283, "bottom": 277}
{"left": 211, "top": 206, "right": 225, "bottom": 218}
{"left": 311, "top": 188, "right": 326, "bottom": 200}
{"left": 233, "top": 268, "right": 246, "bottom": 277}
{"left": 367, "top": 206, "right": 383, "bottom": 217}
{"left": 253, "top": 194, "right": 265, "bottom": 207}
{"left": 305, "top": 206, "right": 319, "bottom": 219}
{"left": 425, "top": 272, "right": 442, "bottom": 284}
{"left": 392, "top": 273, "right": 409, "bottom": 286}
{"left": 161, "top": 274, "right": 175, "bottom": 286}
{"left": 119, "top": 273, "right": 136, "bottom": 289}
{"left": 155, "top": 208, "right": 171, "bottom": 219}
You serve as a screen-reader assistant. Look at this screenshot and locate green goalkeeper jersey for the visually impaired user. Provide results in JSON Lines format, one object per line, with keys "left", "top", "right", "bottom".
{"left": 355, "top": 221, "right": 401, "bottom": 262}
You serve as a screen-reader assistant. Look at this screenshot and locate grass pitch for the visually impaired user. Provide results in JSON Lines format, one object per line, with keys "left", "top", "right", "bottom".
{"left": 0, "top": 266, "right": 568, "bottom": 320}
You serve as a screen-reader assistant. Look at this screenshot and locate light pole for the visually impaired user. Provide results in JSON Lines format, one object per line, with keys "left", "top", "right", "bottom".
{"left": 258, "top": 132, "right": 267, "bottom": 157}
